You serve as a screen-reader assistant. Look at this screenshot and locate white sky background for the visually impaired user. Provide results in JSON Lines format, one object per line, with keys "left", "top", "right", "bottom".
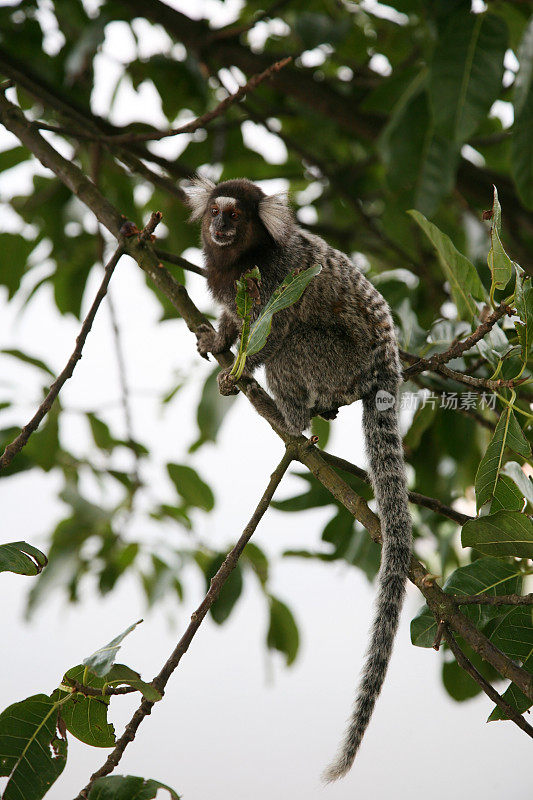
{"left": 0, "top": 1, "right": 530, "bottom": 797}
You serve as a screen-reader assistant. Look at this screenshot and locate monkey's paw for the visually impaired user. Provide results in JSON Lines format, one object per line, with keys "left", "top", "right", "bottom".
{"left": 217, "top": 368, "right": 239, "bottom": 396}
{"left": 196, "top": 323, "right": 217, "bottom": 360}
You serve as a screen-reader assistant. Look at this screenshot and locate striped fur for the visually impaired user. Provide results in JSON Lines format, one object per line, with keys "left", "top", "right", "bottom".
{"left": 187, "top": 178, "right": 412, "bottom": 780}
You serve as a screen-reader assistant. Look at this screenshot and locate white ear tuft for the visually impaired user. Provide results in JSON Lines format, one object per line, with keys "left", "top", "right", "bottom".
{"left": 258, "top": 192, "right": 292, "bottom": 242}
{"left": 182, "top": 174, "right": 216, "bottom": 221}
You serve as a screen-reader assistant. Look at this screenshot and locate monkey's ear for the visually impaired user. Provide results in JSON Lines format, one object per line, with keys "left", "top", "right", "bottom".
{"left": 182, "top": 174, "right": 216, "bottom": 221}
{"left": 258, "top": 192, "right": 292, "bottom": 242}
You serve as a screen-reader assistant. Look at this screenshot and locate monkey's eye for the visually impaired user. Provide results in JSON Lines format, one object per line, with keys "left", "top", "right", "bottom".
{"left": 211, "top": 206, "right": 219, "bottom": 216}
{"left": 230, "top": 210, "right": 239, "bottom": 220}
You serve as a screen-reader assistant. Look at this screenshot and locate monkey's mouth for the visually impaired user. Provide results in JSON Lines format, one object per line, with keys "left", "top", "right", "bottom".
{"left": 210, "top": 230, "right": 236, "bottom": 246}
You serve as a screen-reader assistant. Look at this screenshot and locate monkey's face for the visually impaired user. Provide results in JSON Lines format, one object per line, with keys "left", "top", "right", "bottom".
{"left": 205, "top": 196, "right": 246, "bottom": 249}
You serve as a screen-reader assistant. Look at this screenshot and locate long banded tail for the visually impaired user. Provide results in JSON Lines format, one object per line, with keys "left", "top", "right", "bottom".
{"left": 323, "top": 339, "right": 412, "bottom": 782}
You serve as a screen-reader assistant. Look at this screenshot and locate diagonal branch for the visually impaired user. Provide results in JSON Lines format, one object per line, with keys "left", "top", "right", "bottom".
{"left": 403, "top": 304, "right": 512, "bottom": 379}
{"left": 443, "top": 625, "right": 533, "bottom": 739}
{"left": 0, "top": 246, "right": 124, "bottom": 470}
{"left": 100, "top": 57, "right": 292, "bottom": 144}
{"left": 74, "top": 446, "right": 294, "bottom": 799}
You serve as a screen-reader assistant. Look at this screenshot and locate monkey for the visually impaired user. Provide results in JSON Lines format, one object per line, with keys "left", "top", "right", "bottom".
{"left": 183, "top": 174, "right": 412, "bottom": 781}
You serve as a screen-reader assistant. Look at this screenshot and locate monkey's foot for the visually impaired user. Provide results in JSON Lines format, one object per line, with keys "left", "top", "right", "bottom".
{"left": 195, "top": 323, "right": 217, "bottom": 360}
{"left": 217, "top": 368, "right": 239, "bottom": 396}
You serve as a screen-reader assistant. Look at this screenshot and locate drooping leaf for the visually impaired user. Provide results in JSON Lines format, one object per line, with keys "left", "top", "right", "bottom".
{"left": 82, "top": 620, "right": 143, "bottom": 678}
{"left": 189, "top": 367, "right": 236, "bottom": 452}
{"left": 462, "top": 510, "right": 533, "bottom": 558}
{"left": 57, "top": 667, "right": 115, "bottom": 748}
{"left": 267, "top": 595, "right": 299, "bottom": 666}
{"left": 0, "top": 348, "right": 55, "bottom": 376}
{"left": 0, "top": 541, "right": 47, "bottom": 575}
{"left": 474, "top": 406, "right": 530, "bottom": 510}
{"left": 408, "top": 210, "right": 486, "bottom": 320}
{"left": 167, "top": 463, "right": 214, "bottom": 511}
{"left": 0, "top": 232, "right": 35, "bottom": 298}
{"left": 88, "top": 774, "right": 180, "bottom": 799}
{"left": 200, "top": 552, "right": 243, "bottom": 625}
{"left": 0, "top": 694, "right": 67, "bottom": 800}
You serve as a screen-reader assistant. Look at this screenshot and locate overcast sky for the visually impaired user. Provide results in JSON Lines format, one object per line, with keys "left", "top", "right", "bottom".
{"left": 0, "top": 2, "right": 530, "bottom": 798}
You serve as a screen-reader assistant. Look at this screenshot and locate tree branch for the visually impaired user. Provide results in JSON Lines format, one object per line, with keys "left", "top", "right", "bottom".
{"left": 403, "top": 304, "right": 512, "bottom": 379}
{"left": 0, "top": 246, "right": 124, "bottom": 470}
{"left": 319, "top": 450, "right": 472, "bottom": 525}
{"left": 443, "top": 625, "right": 533, "bottom": 739}
{"left": 453, "top": 594, "right": 533, "bottom": 606}
{"left": 101, "top": 57, "right": 292, "bottom": 144}
{"left": 74, "top": 446, "right": 294, "bottom": 799}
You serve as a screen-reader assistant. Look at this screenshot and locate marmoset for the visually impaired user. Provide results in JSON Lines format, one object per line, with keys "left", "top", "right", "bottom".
{"left": 184, "top": 175, "right": 412, "bottom": 781}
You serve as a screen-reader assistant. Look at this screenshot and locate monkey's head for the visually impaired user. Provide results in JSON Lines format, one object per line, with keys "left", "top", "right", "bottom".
{"left": 183, "top": 175, "right": 292, "bottom": 262}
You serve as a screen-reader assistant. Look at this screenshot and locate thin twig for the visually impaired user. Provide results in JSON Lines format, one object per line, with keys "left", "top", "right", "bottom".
{"left": 155, "top": 248, "right": 206, "bottom": 277}
{"left": 64, "top": 680, "right": 136, "bottom": 698}
{"left": 0, "top": 247, "right": 124, "bottom": 470}
{"left": 74, "top": 447, "right": 294, "bottom": 799}
{"left": 443, "top": 625, "right": 533, "bottom": 739}
{"left": 403, "top": 304, "right": 512, "bottom": 379}
{"left": 401, "top": 349, "right": 522, "bottom": 391}
{"left": 320, "top": 450, "right": 472, "bottom": 525}
{"left": 453, "top": 594, "right": 533, "bottom": 606}
{"left": 73, "top": 57, "right": 292, "bottom": 146}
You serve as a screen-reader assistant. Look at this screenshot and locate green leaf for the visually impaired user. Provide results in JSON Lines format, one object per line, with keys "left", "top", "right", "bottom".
{"left": 488, "top": 606, "right": 533, "bottom": 720}
{"left": 0, "top": 541, "right": 47, "bottom": 575}
{"left": 442, "top": 641, "right": 500, "bottom": 702}
{"left": 201, "top": 553, "right": 243, "bottom": 625}
{"left": 267, "top": 596, "right": 299, "bottom": 666}
{"left": 83, "top": 620, "right": 143, "bottom": 678}
{"left": 0, "top": 145, "right": 31, "bottom": 173}
{"left": 411, "top": 557, "right": 523, "bottom": 647}
{"left": 514, "top": 279, "right": 533, "bottom": 361}
{"left": 0, "top": 233, "right": 35, "bottom": 298}
{"left": 310, "top": 415, "right": 331, "bottom": 448}
{"left": 503, "top": 461, "right": 533, "bottom": 508}
{"left": 88, "top": 774, "right": 180, "bottom": 799}
{"left": 242, "top": 542, "right": 269, "bottom": 586}
{"left": 189, "top": 367, "right": 236, "bottom": 452}
{"left": 408, "top": 210, "right": 486, "bottom": 320}
{"left": 0, "top": 694, "right": 67, "bottom": 799}
{"left": 58, "top": 667, "right": 115, "bottom": 748}
{"left": 88, "top": 413, "right": 116, "bottom": 452}
{"left": 475, "top": 407, "right": 531, "bottom": 509}
{"left": 462, "top": 510, "right": 533, "bottom": 558}
{"left": 429, "top": 11, "right": 507, "bottom": 143}
{"left": 486, "top": 186, "right": 513, "bottom": 294}
{"left": 0, "top": 348, "right": 55, "bottom": 376}
{"left": 490, "top": 474, "right": 525, "bottom": 513}
{"left": 403, "top": 402, "right": 437, "bottom": 450}
{"left": 512, "top": 18, "right": 533, "bottom": 208}
{"left": 246, "top": 265, "right": 322, "bottom": 357}
{"left": 104, "top": 664, "right": 161, "bottom": 703}
{"left": 167, "top": 463, "right": 214, "bottom": 511}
